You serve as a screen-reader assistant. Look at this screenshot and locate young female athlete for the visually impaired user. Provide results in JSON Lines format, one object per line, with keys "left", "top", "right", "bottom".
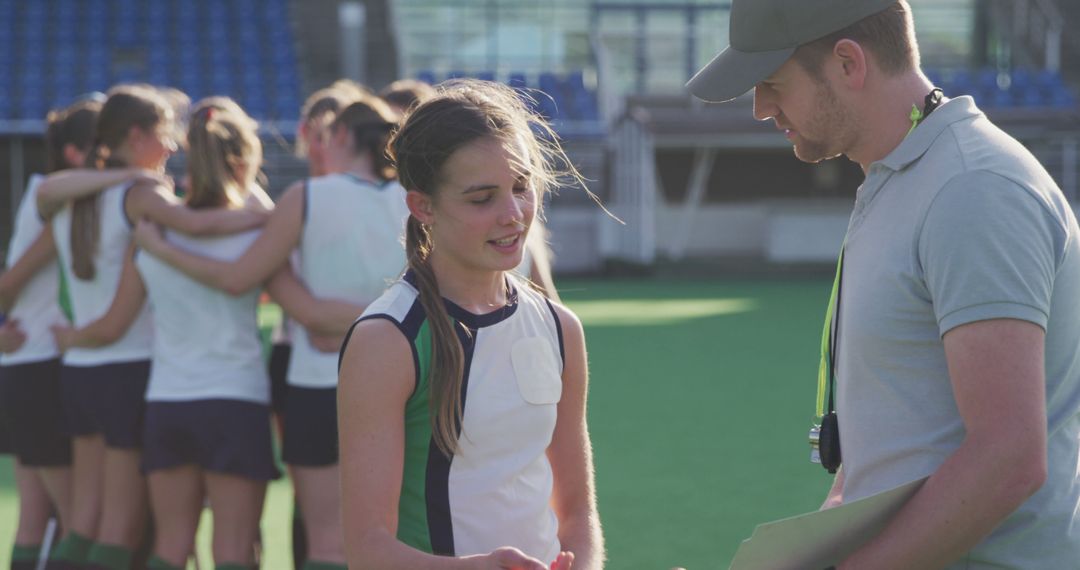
{"left": 337, "top": 79, "right": 603, "bottom": 569}
{"left": 137, "top": 100, "right": 278, "bottom": 570}
{"left": 37, "top": 85, "right": 266, "bottom": 570}
{"left": 271, "top": 83, "right": 364, "bottom": 426}
{"left": 134, "top": 92, "right": 408, "bottom": 570}
{"left": 0, "top": 99, "right": 100, "bottom": 570}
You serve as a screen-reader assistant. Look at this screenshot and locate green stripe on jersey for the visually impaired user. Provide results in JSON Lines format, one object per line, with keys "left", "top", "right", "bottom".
{"left": 397, "top": 318, "right": 434, "bottom": 553}
{"left": 57, "top": 260, "right": 74, "bottom": 322}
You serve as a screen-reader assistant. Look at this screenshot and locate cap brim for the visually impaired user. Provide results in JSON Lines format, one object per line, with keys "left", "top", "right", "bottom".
{"left": 686, "top": 45, "right": 795, "bottom": 103}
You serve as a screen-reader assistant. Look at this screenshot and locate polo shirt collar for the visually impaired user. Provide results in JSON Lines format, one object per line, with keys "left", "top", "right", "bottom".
{"left": 876, "top": 95, "right": 982, "bottom": 172}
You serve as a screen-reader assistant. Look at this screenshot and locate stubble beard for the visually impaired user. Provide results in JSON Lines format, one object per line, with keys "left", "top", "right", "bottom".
{"left": 792, "top": 81, "right": 851, "bottom": 164}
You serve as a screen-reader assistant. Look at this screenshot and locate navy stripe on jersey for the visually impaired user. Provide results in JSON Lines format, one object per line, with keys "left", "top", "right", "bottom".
{"left": 424, "top": 321, "right": 478, "bottom": 556}
{"left": 121, "top": 182, "right": 136, "bottom": 227}
{"left": 544, "top": 298, "right": 565, "bottom": 367}
{"left": 403, "top": 270, "right": 520, "bottom": 329}
{"left": 400, "top": 300, "right": 428, "bottom": 396}
{"left": 302, "top": 178, "right": 310, "bottom": 223}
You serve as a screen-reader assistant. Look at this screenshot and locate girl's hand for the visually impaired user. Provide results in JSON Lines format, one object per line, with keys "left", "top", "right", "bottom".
{"left": 133, "top": 219, "right": 167, "bottom": 254}
{"left": 0, "top": 320, "right": 26, "bottom": 353}
{"left": 550, "top": 551, "right": 574, "bottom": 570}
{"left": 309, "top": 332, "right": 344, "bottom": 354}
{"left": 474, "top": 547, "right": 549, "bottom": 570}
{"left": 49, "top": 323, "right": 76, "bottom": 352}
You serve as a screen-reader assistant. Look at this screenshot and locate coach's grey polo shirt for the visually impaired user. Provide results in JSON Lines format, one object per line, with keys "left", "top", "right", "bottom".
{"left": 836, "top": 96, "right": 1080, "bottom": 568}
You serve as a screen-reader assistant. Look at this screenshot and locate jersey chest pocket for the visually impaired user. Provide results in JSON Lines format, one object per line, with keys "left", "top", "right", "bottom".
{"left": 510, "top": 337, "right": 562, "bottom": 405}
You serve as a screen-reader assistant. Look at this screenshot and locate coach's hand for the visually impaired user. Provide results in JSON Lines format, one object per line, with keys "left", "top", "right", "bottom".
{"left": 0, "top": 319, "right": 26, "bottom": 353}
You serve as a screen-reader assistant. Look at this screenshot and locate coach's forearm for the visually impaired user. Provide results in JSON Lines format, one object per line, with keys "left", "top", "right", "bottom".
{"left": 837, "top": 434, "right": 1045, "bottom": 569}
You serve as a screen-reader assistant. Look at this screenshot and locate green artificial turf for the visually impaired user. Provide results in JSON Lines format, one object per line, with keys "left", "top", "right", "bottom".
{"left": 0, "top": 277, "right": 836, "bottom": 570}
{"left": 560, "top": 278, "right": 835, "bottom": 569}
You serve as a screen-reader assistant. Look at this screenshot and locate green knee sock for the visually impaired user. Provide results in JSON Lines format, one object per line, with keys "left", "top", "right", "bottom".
{"left": 51, "top": 532, "right": 93, "bottom": 563}
{"left": 147, "top": 555, "right": 183, "bottom": 570}
{"left": 302, "top": 561, "right": 348, "bottom": 570}
{"left": 86, "top": 542, "right": 133, "bottom": 570}
{"left": 11, "top": 543, "right": 40, "bottom": 562}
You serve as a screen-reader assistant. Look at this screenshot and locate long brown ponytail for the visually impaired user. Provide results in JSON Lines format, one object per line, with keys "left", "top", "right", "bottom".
{"left": 387, "top": 79, "right": 588, "bottom": 456}
{"left": 185, "top": 97, "right": 262, "bottom": 210}
{"left": 71, "top": 85, "right": 171, "bottom": 280}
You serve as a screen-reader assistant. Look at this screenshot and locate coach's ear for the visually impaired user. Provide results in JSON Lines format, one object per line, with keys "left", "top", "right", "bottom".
{"left": 406, "top": 190, "right": 435, "bottom": 226}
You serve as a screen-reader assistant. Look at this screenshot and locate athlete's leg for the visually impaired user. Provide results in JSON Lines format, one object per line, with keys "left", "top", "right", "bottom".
{"left": 95, "top": 448, "right": 148, "bottom": 549}
{"left": 11, "top": 463, "right": 51, "bottom": 570}
{"left": 68, "top": 434, "right": 105, "bottom": 539}
{"left": 290, "top": 465, "right": 345, "bottom": 565}
{"left": 147, "top": 465, "right": 203, "bottom": 567}
{"left": 37, "top": 465, "right": 73, "bottom": 531}
{"left": 205, "top": 471, "right": 266, "bottom": 566}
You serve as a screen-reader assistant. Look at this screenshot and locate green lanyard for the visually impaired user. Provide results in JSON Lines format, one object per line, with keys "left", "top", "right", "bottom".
{"left": 815, "top": 248, "right": 843, "bottom": 421}
{"left": 813, "top": 88, "right": 944, "bottom": 422}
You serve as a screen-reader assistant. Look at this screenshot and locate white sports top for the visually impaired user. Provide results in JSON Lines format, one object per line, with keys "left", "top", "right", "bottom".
{"left": 355, "top": 273, "right": 565, "bottom": 561}
{"left": 287, "top": 173, "right": 408, "bottom": 388}
{"left": 51, "top": 182, "right": 153, "bottom": 366}
{"left": 0, "top": 174, "right": 65, "bottom": 366}
{"left": 137, "top": 229, "right": 268, "bottom": 403}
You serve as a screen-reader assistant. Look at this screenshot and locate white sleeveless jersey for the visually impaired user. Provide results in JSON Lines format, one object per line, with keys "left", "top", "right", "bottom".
{"left": 287, "top": 174, "right": 408, "bottom": 388}
{"left": 136, "top": 229, "right": 268, "bottom": 403}
{"left": 1, "top": 175, "right": 65, "bottom": 367}
{"left": 1, "top": 174, "right": 65, "bottom": 365}
{"left": 355, "top": 273, "right": 564, "bottom": 561}
{"left": 51, "top": 182, "right": 153, "bottom": 366}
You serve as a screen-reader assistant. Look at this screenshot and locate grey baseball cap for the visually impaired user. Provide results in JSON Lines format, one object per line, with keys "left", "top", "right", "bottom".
{"left": 687, "top": 0, "right": 898, "bottom": 102}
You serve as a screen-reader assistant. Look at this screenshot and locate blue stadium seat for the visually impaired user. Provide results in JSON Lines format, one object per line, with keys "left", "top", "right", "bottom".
{"left": 540, "top": 71, "right": 565, "bottom": 119}
{"left": 989, "top": 87, "right": 1014, "bottom": 108}
{"left": 210, "top": 70, "right": 234, "bottom": 94}
{"left": 86, "top": 48, "right": 110, "bottom": 69}
{"left": 147, "top": 67, "right": 171, "bottom": 86}
{"left": 0, "top": 93, "right": 12, "bottom": 119}
{"left": 146, "top": 2, "right": 169, "bottom": 20}
{"left": 416, "top": 71, "right": 438, "bottom": 85}
{"left": 83, "top": 68, "right": 110, "bottom": 92}
{"left": 114, "top": 26, "right": 142, "bottom": 49}
{"left": 51, "top": 71, "right": 77, "bottom": 93}
{"left": 239, "top": 51, "right": 263, "bottom": 69}
{"left": 18, "top": 68, "right": 45, "bottom": 90}
{"left": 1052, "top": 86, "right": 1076, "bottom": 109}
{"left": 507, "top": 72, "right": 528, "bottom": 89}
{"left": 274, "top": 97, "right": 297, "bottom": 120}
{"left": 112, "top": 67, "right": 143, "bottom": 85}
{"left": 243, "top": 93, "right": 269, "bottom": 118}
{"left": 19, "top": 93, "right": 48, "bottom": 120}
{"left": 976, "top": 68, "right": 999, "bottom": 92}
{"left": 474, "top": 71, "right": 497, "bottom": 82}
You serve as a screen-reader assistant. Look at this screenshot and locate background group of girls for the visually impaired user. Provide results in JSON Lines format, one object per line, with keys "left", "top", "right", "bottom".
{"left": 0, "top": 75, "right": 602, "bottom": 570}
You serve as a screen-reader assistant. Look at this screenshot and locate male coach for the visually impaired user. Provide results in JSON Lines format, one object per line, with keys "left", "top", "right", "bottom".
{"left": 688, "top": 1, "right": 1080, "bottom": 568}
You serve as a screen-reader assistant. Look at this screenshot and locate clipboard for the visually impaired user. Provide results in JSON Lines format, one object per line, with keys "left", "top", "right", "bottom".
{"left": 728, "top": 477, "right": 927, "bottom": 569}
